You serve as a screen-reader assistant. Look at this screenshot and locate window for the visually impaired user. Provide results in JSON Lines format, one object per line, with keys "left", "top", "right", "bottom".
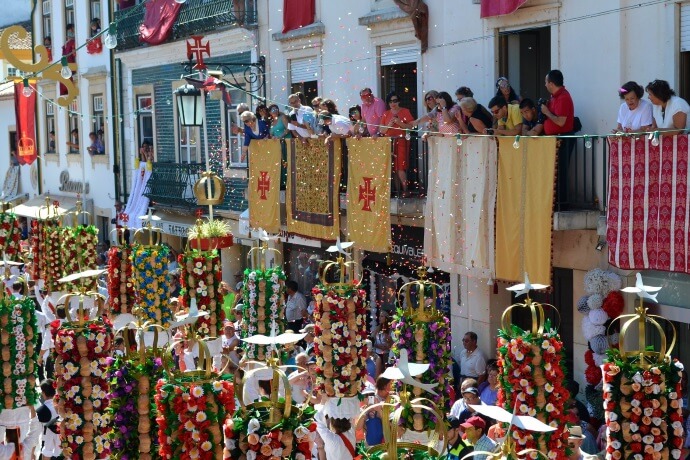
{"left": 290, "top": 57, "right": 318, "bottom": 102}
{"left": 92, "top": 94, "right": 104, "bottom": 140}
{"left": 65, "top": 0, "right": 75, "bottom": 30}
{"left": 7, "top": 67, "right": 17, "bottom": 78}
{"left": 224, "top": 88, "right": 249, "bottom": 166}
{"left": 46, "top": 101, "right": 55, "bottom": 153}
{"left": 68, "top": 99, "right": 79, "bottom": 154}
{"left": 90, "top": 0, "right": 101, "bottom": 24}
{"left": 136, "top": 95, "right": 153, "bottom": 151}
{"left": 42, "top": 0, "right": 51, "bottom": 40}
{"left": 498, "top": 27, "right": 551, "bottom": 101}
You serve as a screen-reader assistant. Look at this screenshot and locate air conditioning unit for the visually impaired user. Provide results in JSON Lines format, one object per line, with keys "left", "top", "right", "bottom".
{"left": 42, "top": 0, "right": 50, "bottom": 15}
{"left": 93, "top": 96, "right": 103, "bottom": 112}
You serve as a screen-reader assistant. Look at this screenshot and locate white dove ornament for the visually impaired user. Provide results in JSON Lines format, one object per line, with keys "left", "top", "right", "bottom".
{"left": 621, "top": 272, "right": 662, "bottom": 303}
{"left": 506, "top": 272, "right": 549, "bottom": 298}
{"left": 380, "top": 348, "right": 438, "bottom": 395}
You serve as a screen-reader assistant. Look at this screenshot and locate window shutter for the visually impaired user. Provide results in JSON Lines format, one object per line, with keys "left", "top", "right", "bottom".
{"left": 682, "top": 3, "right": 690, "bottom": 52}
{"left": 380, "top": 43, "right": 419, "bottom": 66}
{"left": 290, "top": 57, "right": 317, "bottom": 83}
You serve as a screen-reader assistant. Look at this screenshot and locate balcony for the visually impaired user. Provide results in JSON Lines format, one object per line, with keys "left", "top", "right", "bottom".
{"left": 144, "top": 162, "right": 204, "bottom": 209}
{"left": 115, "top": 0, "right": 258, "bottom": 51}
{"left": 144, "top": 162, "right": 248, "bottom": 212}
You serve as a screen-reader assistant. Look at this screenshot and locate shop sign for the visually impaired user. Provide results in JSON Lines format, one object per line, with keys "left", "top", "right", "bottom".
{"left": 59, "top": 170, "right": 90, "bottom": 194}
{"left": 152, "top": 220, "right": 193, "bottom": 238}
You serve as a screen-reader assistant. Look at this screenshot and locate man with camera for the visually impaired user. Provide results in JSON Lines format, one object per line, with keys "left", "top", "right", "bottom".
{"left": 541, "top": 69, "right": 575, "bottom": 135}
{"left": 487, "top": 96, "right": 522, "bottom": 136}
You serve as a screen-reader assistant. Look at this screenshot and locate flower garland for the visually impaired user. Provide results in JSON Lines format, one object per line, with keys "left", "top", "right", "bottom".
{"left": 155, "top": 378, "right": 235, "bottom": 460}
{"left": 224, "top": 402, "right": 315, "bottom": 460}
{"left": 178, "top": 250, "right": 222, "bottom": 338}
{"left": 0, "top": 297, "right": 39, "bottom": 410}
{"left": 52, "top": 318, "right": 114, "bottom": 460}
{"left": 0, "top": 211, "right": 21, "bottom": 261}
{"left": 496, "top": 321, "right": 571, "bottom": 460}
{"left": 391, "top": 310, "right": 452, "bottom": 431}
{"left": 132, "top": 245, "right": 172, "bottom": 326}
{"left": 107, "top": 354, "right": 165, "bottom": 460}
{"left": 241, "top": 268, "right": 286, "bottom": 360}
{"left": 577, "top": 269, "right": 623, "bottom": 421}
{"left": 107, "top": 245, "right": 135, "bottom": 315}
{"left": 312, "top": 287, "right": 368, "bottom": 398}
{"left": 602, "top": 351, "right": 684, "bottom": 460}
{"left": 44, "top": 220, "right": 64, "bottom": 292}
{"left": 30, "top": 219, "right": 43, "bottom": 280}
{"left": 61, "top": 225, "right": 99, "bottom": 292}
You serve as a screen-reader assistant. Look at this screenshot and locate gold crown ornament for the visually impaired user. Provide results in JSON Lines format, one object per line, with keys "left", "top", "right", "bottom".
{"left": 398, "top": 266, "right": 443, "bottom": 323}
{"left": 193, "top": 171, "right": 226, "bottom": 206}
{"left": 134, "top": 210, "right": 163, "bottom": 247}
{"left": 319, "top": 237, "right": 360, "bottom": 295}
{"left": 502, "top": 273, "right": 559, "bottom": 337}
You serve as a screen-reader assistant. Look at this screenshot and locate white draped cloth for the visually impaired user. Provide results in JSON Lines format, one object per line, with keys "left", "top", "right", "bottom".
{"left": 123, "top": 162, "right": 152, "bottom": 229}
{"left": 423, "top": 137, "right": 496, "bottom": 279}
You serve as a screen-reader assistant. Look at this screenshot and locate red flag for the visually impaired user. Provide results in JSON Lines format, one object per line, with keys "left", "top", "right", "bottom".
{"left": 14, "top": 81, "right": 37, "bottom": 166}
{"left": 480, "top": 0, "right": 527, "bottom": 18}
{"left": 282, "top": 0, "right": 315, "bottom": 33}
{"left": 139, "top": 0, "right": 182, "bottom": 46}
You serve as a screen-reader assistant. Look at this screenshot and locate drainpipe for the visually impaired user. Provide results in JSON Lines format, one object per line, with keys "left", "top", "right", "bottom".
{"left": 109, "top": 0, "right": 123, "bottom": 202}
{"left": 30, "top": 0, "right": 42, "bottom": 195}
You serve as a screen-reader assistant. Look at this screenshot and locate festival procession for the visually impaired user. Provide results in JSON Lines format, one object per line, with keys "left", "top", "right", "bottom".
{"left": 0, "top": 0, "right": 686, "bottom": 459}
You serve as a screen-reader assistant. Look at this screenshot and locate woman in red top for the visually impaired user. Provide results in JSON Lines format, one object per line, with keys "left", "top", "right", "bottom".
{"left": 380, "top": 92, "right": 414, "bottom": 194}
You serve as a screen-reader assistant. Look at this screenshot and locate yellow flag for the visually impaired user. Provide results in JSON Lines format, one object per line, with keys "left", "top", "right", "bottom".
{"left": 495, "top": 137, "right": 557, "bottom": 285}
{"left": 286, "top": 139, "right": 342, "bottom": 240}
{"left": 347, "top": 138, "right": 391, "bottom": 252}
{"left": 248, "top": 139, "right": 282, "bottom": 233}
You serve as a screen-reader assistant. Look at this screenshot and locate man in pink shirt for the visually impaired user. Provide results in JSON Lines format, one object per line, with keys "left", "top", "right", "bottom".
{"left": 359, "top": 87, "right": 387, "bottom": 136}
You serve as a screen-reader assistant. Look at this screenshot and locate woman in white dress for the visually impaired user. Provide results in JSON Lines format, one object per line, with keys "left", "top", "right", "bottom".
{"left": 614, "top": 81, "right": 653, "bottom": 133}
{"left": 646, "top": 79, "right": 690, "bottom": 132}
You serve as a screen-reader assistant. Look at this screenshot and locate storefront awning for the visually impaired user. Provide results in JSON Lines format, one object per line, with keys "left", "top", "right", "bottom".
{"left": 10, "top": 195, "right": 80, "bottom": 219}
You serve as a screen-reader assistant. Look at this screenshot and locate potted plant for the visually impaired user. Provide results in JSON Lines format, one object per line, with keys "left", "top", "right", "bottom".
{"left": 188, "top": 219, "right": 234, "bottom": 250}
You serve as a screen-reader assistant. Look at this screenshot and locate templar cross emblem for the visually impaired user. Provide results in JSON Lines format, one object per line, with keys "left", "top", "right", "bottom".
{"left": 186, "top": 35, "right": 210, "bottom": 70}
{"left": 119, "top": 213, "right": 129, "bottom": 224}
{"left": 358, "top": 177, "right": 376, "bottom": 212}
{"left": 258, "top": 171, "right": 270, "bottom": 200}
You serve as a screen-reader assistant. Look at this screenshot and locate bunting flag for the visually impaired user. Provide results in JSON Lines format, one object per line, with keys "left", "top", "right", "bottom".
{"left": 248, "top": 139, "right": 282, "bottom": 233}
{"left": 286, "top": 139, "right": 341, "bottom": 240}
{"left": 139, "top": 0, "right": 182, "bottom": 46}
{"left": 480, "top": 0, "right": 528, "bottom": 18}
{"left": 495, "top": 137, "right": 557, "bottom": 285}
{"left": 607, "top": 135, "right": 690, "bottom": 273}
{"left": 347, "top": 138, "right": 391, "bottom": 252}
{"left": 14, "top": 81, "right": 37, "bottom": 166}
{"left": 424, "top": 137, "right": 496, "bottom": 277}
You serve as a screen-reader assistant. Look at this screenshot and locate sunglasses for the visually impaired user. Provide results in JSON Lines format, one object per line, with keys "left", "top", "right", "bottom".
{"left": 389, "top": 98, "right": 400, "bottom": 103}
{"left": 425, "top": 96, "right": 435, "bottom": 100}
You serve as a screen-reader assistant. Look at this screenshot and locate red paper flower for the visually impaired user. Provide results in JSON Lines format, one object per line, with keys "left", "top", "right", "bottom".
{"left": 602, "top": 291, "right": 624, "bottom": 318}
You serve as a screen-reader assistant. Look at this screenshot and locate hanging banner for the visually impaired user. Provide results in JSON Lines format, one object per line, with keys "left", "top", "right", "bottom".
{"left": 248, "top": 139, "right": 282, "bottom": 233}
{"left": 424, "top": 137, "right": 496, "bottom": 278}
{"left": 139, "top": 0, "right": 182, "bottom": 46}
{"left": 495, "top": 137, "right": 556, "bottom": 285}
{"left": 286, "top": 138, "right": 341, "bottom": 240}
{"left": 14, "top": 80, "right": 37, "bottom": 165}
{"left": 607, "top": 135, "right": 690, "bottom": 274}
{"left": 347, "top": 138, "right": 391, "bottom": 252}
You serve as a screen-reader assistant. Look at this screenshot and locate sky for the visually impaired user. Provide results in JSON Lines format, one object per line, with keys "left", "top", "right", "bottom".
{"left": 0, "top": 0, "right": 31, "bottom": 28}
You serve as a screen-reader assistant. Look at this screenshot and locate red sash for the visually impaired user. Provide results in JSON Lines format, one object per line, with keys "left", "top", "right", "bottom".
{"left": 337, "top": 433, "right": 360, "bottom": 459}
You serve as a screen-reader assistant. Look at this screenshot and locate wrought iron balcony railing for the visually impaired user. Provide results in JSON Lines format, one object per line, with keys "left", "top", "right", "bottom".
{"left": 115, "top": 0, "right": 257, "bottom": 51}
{"left": 144, "top": 162, "right": 204, "bottom": 209}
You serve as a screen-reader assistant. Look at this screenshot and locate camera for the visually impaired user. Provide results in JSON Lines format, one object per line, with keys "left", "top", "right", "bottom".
{"left": 537, "top": 98, "right": 547, "bottom": 108}
{"left": 486, "top": 128, "right": 494, "bottom": 135}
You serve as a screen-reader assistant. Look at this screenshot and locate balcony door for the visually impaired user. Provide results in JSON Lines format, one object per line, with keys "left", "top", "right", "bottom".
{"left": 498, "top": 26, "right": 551, "bottom": 102}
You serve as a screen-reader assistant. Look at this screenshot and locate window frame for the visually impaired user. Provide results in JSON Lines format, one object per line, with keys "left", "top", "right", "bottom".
{"left": 42, "top": 0, "right": 51, "bottom": 40}
{"left": 223, "top": 86, "right": 250, "bottom": 168}
{"left": 91, "top": 94, "right": 104, "bottom": 153}
{"left": 136, "top": 95, "right": 154, "bottom": 157}
{"left": 64, "top": 0, "right": 75, "bottom": 30}
{"left": 90, "top": 0, "right": 101, "bottom": 25}
{"left": 68, "top": 99, "right": 79, "bottom": 154}
{"left": 45, "top": 101, "right": 55, "bottom": 154}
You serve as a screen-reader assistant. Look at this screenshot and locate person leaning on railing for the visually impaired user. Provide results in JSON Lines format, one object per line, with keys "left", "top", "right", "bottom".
{"left": 613, "top": 81, "right": 653, "bottom": 134}
{"left": 646, "top": 79, "right": 690, "bottom": 134}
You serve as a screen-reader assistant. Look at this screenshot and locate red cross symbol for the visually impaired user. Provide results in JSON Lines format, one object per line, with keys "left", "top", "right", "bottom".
{"left": 187, "top": 36, "right": 210, "bottom": 70}
{"left": 52, "top": 200, "right": 59, "bottom": 208}
{"left": 257, "top": 171, "right": 270, "bottom": 200}
{"left": 195, "top": 209, "right": 204, "bottom": 218}
{"left": 358, "top": 177, "right": 376, "bottom": 212}
{"left": 119, "top": 213, "right": 129, "bottom": 224}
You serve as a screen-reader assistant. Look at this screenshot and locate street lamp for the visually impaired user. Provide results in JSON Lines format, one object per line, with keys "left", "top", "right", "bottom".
{"left": 174, "top": 84, "right": 203, "bottom": 126}
{"left": 174, "top": 83, "right": 224, "bottom": 220}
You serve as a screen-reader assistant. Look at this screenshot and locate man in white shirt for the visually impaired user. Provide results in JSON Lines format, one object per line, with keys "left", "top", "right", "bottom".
{"left": 460, "top": 332, "right": 487, "bottom": 385}
{"left": 37, "top": 380, "right": 61, "bottom": 460}
{"left": 319, "top": 112, "right": 353, "bottom": 142}
{"left": 286, "top": 93, "right": 316, "bottom": 139}
{"left": 314, "top": 405, "right": 357, "bottom": 459}
{"left": 285, "top": 281, "right": 307, "bottom": 333}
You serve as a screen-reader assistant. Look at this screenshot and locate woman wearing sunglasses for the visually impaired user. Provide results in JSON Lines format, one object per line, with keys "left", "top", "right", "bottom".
{"left": 380, "top": 92, "right": 414, "bottom": 194}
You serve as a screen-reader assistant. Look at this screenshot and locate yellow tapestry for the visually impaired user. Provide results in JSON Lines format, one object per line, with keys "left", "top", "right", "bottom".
{"left": 248, "top": 139, "right": 282, "bottom": 232}
{"left": 347, "top": 138, "right": 391, "bottom": 252}
{"left": 495, "top": 137, "right": 557, "bottom": 286}
{"left": 286, "top": 139, "right": 342, "bottom": 240}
